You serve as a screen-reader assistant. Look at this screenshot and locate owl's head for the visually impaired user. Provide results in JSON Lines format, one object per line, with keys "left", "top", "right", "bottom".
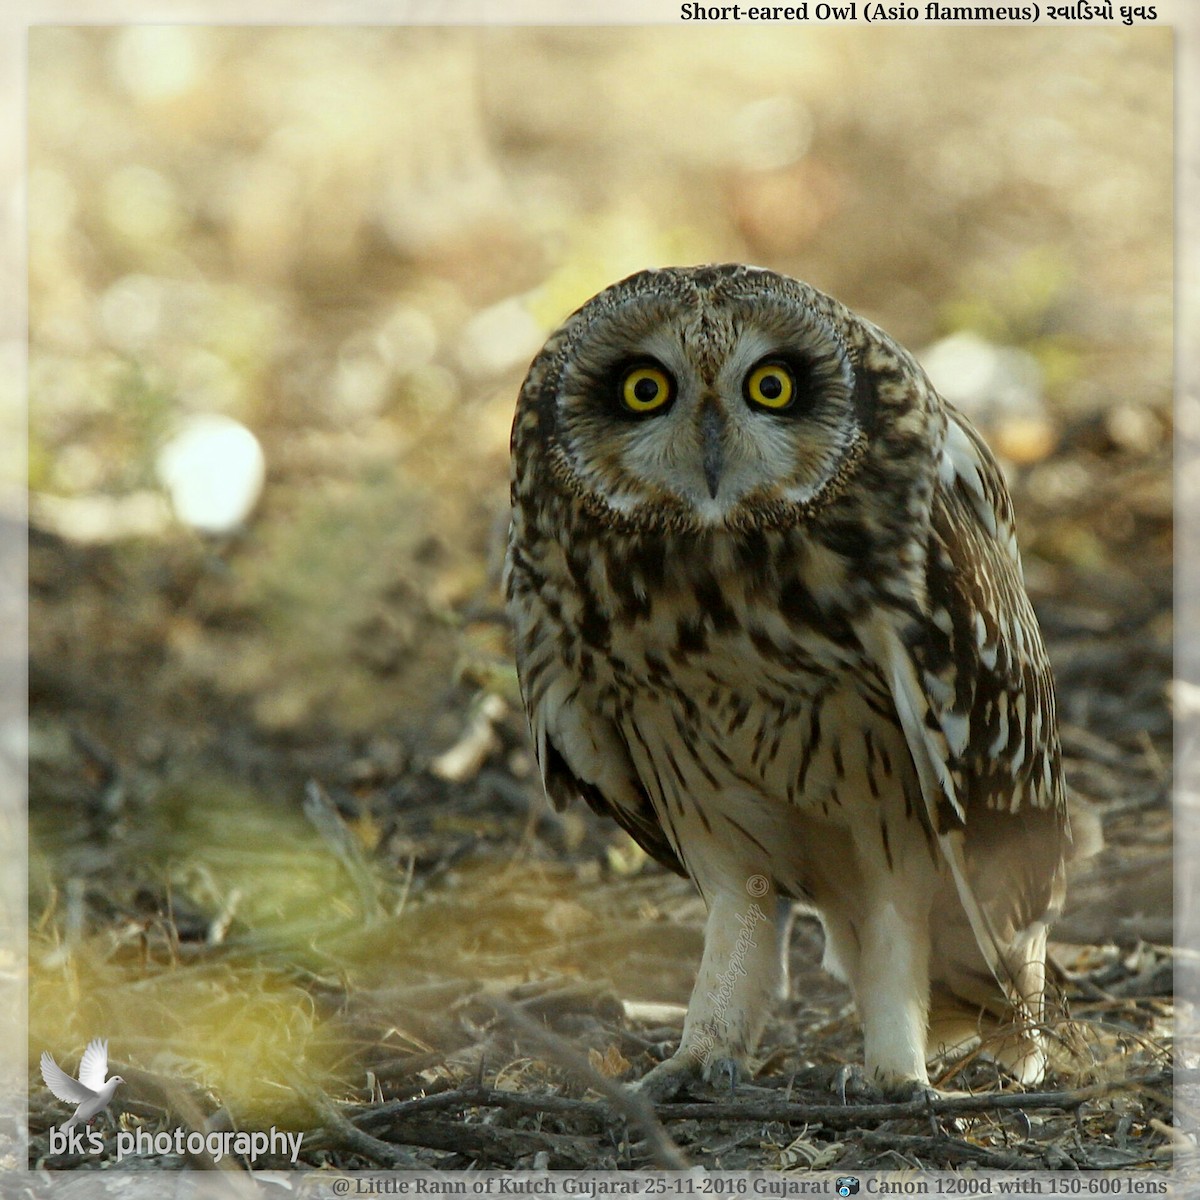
{"left": 513, "top": 265, "right": 914, "bottom": 535}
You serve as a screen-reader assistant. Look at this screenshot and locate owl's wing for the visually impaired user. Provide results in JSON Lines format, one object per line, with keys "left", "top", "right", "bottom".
{"left": 542, "top": 731, "right": 687, "bottom": 877}
{"left": 856, "top": 411, "right": 1069, "bottom": 988}
{"left": 518, "top": 648, "right": 686, "bottom": 877}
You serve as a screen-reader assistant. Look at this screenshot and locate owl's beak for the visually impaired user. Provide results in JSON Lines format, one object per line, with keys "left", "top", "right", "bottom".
{"left": 700, "top": 401, "right": 725, "bottom": 500}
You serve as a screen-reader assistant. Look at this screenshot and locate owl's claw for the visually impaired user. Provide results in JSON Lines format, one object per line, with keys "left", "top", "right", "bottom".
{"left": 832, "top": 1063, "right": 879, "bottom": 1105}
{"left": 831, "top": 1064, "right": 936, "bottom": 1105}
{"left": 708, "top": 1056, "right": 741, "bottom": 1096}
{"left": 628, "top": 1051, "right": 747, "bottom": 1103}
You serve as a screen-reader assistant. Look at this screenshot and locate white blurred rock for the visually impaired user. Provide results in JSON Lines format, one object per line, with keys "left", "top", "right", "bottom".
{"left": 379, "top": 305, "right": 438, "bottom": 372}
{"left": 32, "top": 490, "right": 170, "bottom": 543}
{"left": 457, "top": 297, "right": 543, "bottom": 379}
{"left": 919, "top": 331, "right": 1055, "bottom": 464}
{"left": 430, "top": 694, "right": 507, "bottom": 783}
{"left": 1104, "top": 403, "right": 1162, "bottom": 455}
{"left": 156, "top": 414, "right": 265, "bottom": 535}
{"left": 920, "top": 331, "right": 1041, "bottom": 418}
{"left": 110, "top": 26, "right": 205, "bottom": 101}
{"left": 98, "top": 274, "right": 163, "bottom": 351}
{"left": 731, "top": 95, "right": 814, "bottom": 171}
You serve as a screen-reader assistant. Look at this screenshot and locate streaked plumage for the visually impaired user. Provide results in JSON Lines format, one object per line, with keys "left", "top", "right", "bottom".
{"left": 505, "top": 264, "right": 1088, "bottom": 1096}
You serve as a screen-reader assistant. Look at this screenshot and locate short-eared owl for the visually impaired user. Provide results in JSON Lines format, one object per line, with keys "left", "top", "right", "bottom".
{"left": 505, "top": 264, "right": 1085, "bottom": 1098}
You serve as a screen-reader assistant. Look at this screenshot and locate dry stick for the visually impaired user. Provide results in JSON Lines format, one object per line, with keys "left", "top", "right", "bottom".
{"left": 294, "top": 1073, "right": 423, "bottom": 1169}
{"left": 355, "top": 1084, "right": 611, "bottom": 1127}
{"left": 116, "top": 1064, "right": 246, "bottom": 1174}
{"left": 296, "top": 1070, "right": 596, "bottom": 1167}
{"left": 382, "top": 1118, "right": 595, "bottom": 1167}
{"left": 852, "top": 1129, "right": 1051, "bottom": 1171}
{"left": 355, "top": 1068, "right": 1173, "bottom": 1133}
{"left": 494, "top": 998, "right": 691, "bottom": 1170}
{"left": 648, "top": 1069, "right": 1177, "bottom": 1126}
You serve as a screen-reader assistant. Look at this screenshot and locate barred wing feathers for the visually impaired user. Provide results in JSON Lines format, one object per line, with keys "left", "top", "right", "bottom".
{"left": 510, "top": 596, "right": 686, "bottom": 878}
{"left": 856, "top": 411, "right": 1070, "bottom": 993}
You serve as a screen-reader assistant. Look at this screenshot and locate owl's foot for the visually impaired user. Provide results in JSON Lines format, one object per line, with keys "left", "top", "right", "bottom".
{"left": 707, "top": 1055, "right": 741, "bottom": 1096}
{"left": 629, "top": 1051, "right": 747, "bottom": 1103}
{"left": 831, "top": 1063, "right": 881, "bottom": 1105}
{"left": 831, "top": 1064, "right": 936, "bottom": 1105}
{"left": 628, "top": 1054, "right": 698, "bottom": 1103}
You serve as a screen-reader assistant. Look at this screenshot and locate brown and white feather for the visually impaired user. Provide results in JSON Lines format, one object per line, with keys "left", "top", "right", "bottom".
{"left": 506, "top": 264, "right": 1083, "bottom": 1091}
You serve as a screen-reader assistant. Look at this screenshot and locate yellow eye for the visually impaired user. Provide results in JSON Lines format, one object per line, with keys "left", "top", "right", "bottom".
{"left": 745, "top": 361, "right": 795, "bottom": 410}
{"left": 620, "top": 365, "right": 673, "bottom": 414}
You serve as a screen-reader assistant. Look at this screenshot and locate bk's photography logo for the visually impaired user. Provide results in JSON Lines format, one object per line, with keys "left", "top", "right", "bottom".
{"left": 41, "top": 1037, "right": 304, "bottom": 1164}
{"left": 41, "top": 1037, "right": 124, "bottom": 1154}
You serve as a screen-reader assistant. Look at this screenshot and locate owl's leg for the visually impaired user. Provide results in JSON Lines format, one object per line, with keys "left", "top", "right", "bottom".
{"left": 822, "top": 877, "right": 935, "bottom": 1093}
{"left": 774, "top": 897, "right": 796, "bottom": 1003}
{"left": 631, "top": 882, "right": 781, "bottom": 1102}
{"left": 995, "top": 924, "right": 1049, "bottom": 1084}
{"left": 856, "top": 895, "right": 933, "bottom": 1090}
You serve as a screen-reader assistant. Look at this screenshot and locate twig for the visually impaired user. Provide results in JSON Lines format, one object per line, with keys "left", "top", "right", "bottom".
{"left": 315, "top": 1062, "right": 596, "bottom": 1166}
{"left": 648, "top": 1070, "right": 1174, "bottom": 1126}
{"left": 853, "top": 1128, "right": 1045, "bottom": 1170}
{"left": 354, "top": 1085, "right": 612, "bottom": 1126}
{"left": 116, "top": 1064, "right": 246, "bottom": 1173}
{"left": 295, "top": 1075, "right": 424, "bottom": 1169}
{"left": 494, "top": 998, "right": 691, "bottom": 1169}
{"left": 379, "top": 1116, "right": 595, "bottom": 1166}
{"left": 354, "top": 1068, "right": 1173, "bottom": 1136}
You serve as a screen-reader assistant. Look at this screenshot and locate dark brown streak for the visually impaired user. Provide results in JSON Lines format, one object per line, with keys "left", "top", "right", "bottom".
{"left": 720, "top": 812, "right": 771, "bottom": 857}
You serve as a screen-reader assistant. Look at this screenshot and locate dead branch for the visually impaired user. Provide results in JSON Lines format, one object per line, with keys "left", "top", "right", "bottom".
{"left": 354, "top": 1067, "right": 1172, "bottom": 1141}
{"left": 303, "top": 1080, "right": 426, "bottom": 1169}
{"left": 494, "top": 998, "right": 691, "bottom": 1169}
{"left": 852, "top": 1128, "right": 1054, "bottom": 1170}
{"left": 645, "top": 1069, "right": 1175, "bottom": 1127}
{"left": 379, "top": 1117, "right": 597, "bottom": 1167}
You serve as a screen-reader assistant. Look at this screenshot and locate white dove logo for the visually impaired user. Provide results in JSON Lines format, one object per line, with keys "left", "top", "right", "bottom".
{"left": 40, "top": 1039, "right": 124, "bottom": 1130}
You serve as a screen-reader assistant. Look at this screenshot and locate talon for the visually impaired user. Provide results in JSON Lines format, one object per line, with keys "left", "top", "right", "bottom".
{"left": 707, "top": 1056, "right": 741, "bottom": 1096}
{"left": 878, "top": 1077, "right": 939, "bottom": 1103}
{"left": 831, "top": 1064, "right": 925, "bottom": 1104}
{"left": 832, "top": 1064, "right": 876, "bottom": 1104}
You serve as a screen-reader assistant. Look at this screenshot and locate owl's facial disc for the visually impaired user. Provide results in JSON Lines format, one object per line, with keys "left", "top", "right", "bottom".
{"left": 554, "top": 297, "right": 861, "bottom": 529}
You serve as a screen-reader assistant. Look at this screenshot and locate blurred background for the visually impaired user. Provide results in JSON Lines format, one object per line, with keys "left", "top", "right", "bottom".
{"left": 27, "top": 26, "right": 1173, "bottom": 1168}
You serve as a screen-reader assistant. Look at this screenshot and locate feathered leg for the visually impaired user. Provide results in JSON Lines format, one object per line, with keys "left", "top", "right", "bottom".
{"left": 823, "top": 870, "right": 936, "bottom": 1091}
{"left": 632, "top": 882, "right": 782, "bottom": 1101}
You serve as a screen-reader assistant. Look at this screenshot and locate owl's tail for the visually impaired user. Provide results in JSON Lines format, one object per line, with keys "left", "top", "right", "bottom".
{"left": 927, "top": 920, "right": 1050, "bottom": 1084}
{"left": 927, "top": 791, "right": 1104, "bottom": 1084}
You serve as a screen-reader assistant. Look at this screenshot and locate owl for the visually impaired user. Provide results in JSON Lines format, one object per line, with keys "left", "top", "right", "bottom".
{"left": 505, "top": 264, "right": 1087, "bottom": 1100}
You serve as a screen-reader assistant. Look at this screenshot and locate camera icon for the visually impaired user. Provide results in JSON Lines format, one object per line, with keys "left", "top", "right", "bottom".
{"left": 834, "top": 1180, "right": 860, "bottom": 1198}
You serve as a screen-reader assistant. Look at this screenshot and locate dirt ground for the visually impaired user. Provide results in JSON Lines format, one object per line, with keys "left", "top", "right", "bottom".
{"left": 26, "top": 26, "right": 1176, "bottom": 1173}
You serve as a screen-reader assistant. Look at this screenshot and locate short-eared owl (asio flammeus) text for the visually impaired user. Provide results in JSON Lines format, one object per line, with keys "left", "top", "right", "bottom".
{"left": 505, "top": 264, "right": 1085, "bottom": 1098}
